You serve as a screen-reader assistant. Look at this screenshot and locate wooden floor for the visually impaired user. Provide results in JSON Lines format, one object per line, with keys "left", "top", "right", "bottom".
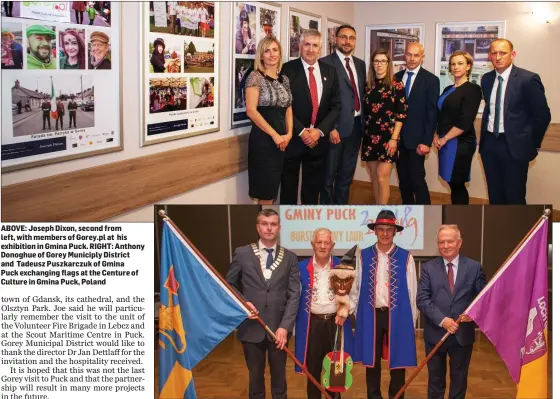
{"left": 155, "top": 331, "right": 552, "bottom": 398}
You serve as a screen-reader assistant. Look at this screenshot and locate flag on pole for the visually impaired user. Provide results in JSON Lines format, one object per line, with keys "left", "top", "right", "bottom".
{"left": 50, "top": 77, "right": 58, "bottom": 118}
{"left": 158, "top": 220, "right": 250, "bottom": 399}
{"left": 464, "top": 218, "right": 548, "bottom": 399}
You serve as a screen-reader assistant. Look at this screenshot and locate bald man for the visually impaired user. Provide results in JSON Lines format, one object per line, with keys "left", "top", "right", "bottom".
{"left": 395, "top": 42, "right": 439, "bottom": 205}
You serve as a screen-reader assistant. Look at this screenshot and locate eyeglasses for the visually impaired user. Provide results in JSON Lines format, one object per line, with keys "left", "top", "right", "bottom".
{"left": 337, "top": 35, "right": 356, "bottom": 42}
{"left": 373, "top": 60, "right": 388, "bottom": 65}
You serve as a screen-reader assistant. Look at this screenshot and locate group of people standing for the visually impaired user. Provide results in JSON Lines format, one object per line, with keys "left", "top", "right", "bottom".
{"left": 245, "top": 24, "right": 551, "bottom": 205}
{"left": 167, "top": 2, "right": 212, "bottom": 37}
{"left": 227, "top": 208, "right": 487, "bottom": 399}
{"left": 40, "top": 96, "right": 79, "bottom": 131}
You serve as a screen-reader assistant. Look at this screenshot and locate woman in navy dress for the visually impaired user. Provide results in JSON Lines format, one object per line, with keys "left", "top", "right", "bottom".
{"left": 434, "top": 51, "right": 482, "bottom": 204}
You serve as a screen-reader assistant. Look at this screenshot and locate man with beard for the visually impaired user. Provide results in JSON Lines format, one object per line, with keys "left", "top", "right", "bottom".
{"left": 319, "top": 25, "right": 366, "bottom": 205}
{"left": 26, "top": 25, "right": 56, "bottom": 69}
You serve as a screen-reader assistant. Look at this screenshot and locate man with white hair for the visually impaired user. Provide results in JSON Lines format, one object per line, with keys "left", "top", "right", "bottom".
{"left": 417, "top": 224, "right": 487, "bottom": 399}
{"left": 294, "top": 227, "right": 359, "bottom": 399}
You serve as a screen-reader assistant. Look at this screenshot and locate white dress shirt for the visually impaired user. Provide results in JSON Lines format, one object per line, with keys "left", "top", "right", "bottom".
{"left": 257, "top": 240, "right": 276, "bottom": 274}
{"left": 401, "top": 64, "right": 422, "bottom": 92}
{"left": 374, "top": 244, "right": 418, "bottom": 324}
{"left": 309, "top": 256, "right": 361, "bottom": 315}
{"left": 335, "top": 49, "right": 361, "bottom": 116}
{"left": 487, "top": 64, "right": 513, "bottom": 134}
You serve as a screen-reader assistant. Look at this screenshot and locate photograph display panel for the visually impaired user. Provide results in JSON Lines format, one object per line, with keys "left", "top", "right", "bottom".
{"left": 1, "top": 2, "right": 121, "bottom": 172}
{"left": 324, "top": 18, "right": 347, "bottom": 56}
{"left": 287, "top": 8, "right": 321, "bottom": 60}
{"left": 142, "top": 1, "right": 219, "bottom": 145}
{"left": 435, "top": 20, "right": 505, "bottom": 112}
{"left": 230, "top": 1, "right": 281, "bottom": 129}
{"left": 365, "top": 23, "right": 424, "bottom": 74}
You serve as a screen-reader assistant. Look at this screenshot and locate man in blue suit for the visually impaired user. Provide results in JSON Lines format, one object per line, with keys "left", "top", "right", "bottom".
{"left": 417, "top": 225, "right": 486, "bottom": 399}
{"left": 319, "top": 24, "right": 366, "bottom": 205}
{"left": 480, "top": 38, "right": 551, "bottom": 204}
{"left": 395, "top": 42, "right": 439, "bottom": 205}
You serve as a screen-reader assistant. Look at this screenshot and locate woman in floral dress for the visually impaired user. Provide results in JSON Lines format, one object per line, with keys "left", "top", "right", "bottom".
{"left": 362, "top": 49, "right": 407, "bottom": 204}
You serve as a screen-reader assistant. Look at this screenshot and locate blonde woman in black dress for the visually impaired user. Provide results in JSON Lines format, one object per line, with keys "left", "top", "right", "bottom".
{"left": 362, "top": 49, "right": 407, "bottom": 204}
{"left": 246, "top": 36, "right": 293, "bottom": 204}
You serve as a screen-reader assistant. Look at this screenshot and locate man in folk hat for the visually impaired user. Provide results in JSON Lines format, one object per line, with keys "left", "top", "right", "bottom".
{"left": 294, "top": 228, "right": 358, "bottom": 399}
{"left": 26, "top": 25, "right": 56, "bottom": 69}
{"left": 89, "top": 31, "right": 111, "bottom": 69}
{"left": 354, "top": 209, "right": 418, "bottom": 399}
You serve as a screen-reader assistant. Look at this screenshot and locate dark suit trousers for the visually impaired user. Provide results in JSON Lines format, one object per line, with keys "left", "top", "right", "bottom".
{"left": 396, "top": 148, "right": 431, "bottom": 204}
{"left": 242, "top": 338, "right": 287, "bottom": 399}
{"left": 424, "top": 335, "right": 473, "bottom": 399}
{"left": 306, "top": 316, "right": 340, "bottom": 399}
{"left": 480, "top": 132, "right": 529, "bottom": 204}
{"left": 366, "top": 308, "right": 406, "bottom": 399}
{"left": 280, "top": 144, "right": 325, "bottom": 204}
{"left": 321, "top": 117, "right": 362, "bottom": 205}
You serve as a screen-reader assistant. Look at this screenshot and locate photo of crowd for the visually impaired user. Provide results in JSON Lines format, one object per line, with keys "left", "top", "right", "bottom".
{"left": 88, "top": 30, "right": 111, "bottom": 69}
{"left": 184, "top": 37, "right": 214, "bottom": 73}
{"left": 149, "top": 77, "right": 187, "bottom": 113}
{"left": 26, "top": 25, "right": 57, "bottom": 70}
{"left": 235, "top": 3, "right": 256, "bottom": 55}
{"left": 150, "top": 37, "right": 182, "bottom": 73}
{"left": 289, "top": 10, "right": 320, "bottom": 59}
{"left": 259, "top": 7, "right": 278, "bottom": 39}
{"left": 189, "top": 76, "right": 214, "bottom": 109}
{"left": 150, "top": 2, "right": 215, "bottom": 39}
{"left": 59, "top": 28, "right": 86, "bottom": 69}
{"left": 1, "top": 22, "right": 23, "bottom": 69}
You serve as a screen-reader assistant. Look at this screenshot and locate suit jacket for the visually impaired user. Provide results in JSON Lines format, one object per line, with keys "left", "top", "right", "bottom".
{"left": 281, "top": 58, "right": 341, "bottom": 157}
{"left": 226, "top": 244, "right": 300, "bottom": 343}
{"left": 480, "top": 64, "right": 551, "bottom": 162}
{"left": 319, "top": 52, "right": 366, "bottom": 139}
{"left": 395, "top": 68, "right": 440, "bottom": 150}
{"left": 417, "top": 255, "right": 486, "bottom": 346}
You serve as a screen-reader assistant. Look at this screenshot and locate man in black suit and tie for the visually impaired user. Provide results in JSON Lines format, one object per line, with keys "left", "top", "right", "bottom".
{"left": 480, "top": 38, "right": 551, "bottom": 204}
{"left": 395, "top": 42, "right": 439, "bottom": 205}
{"left": 417, "top": 225, "right": 486, "bottom": 399}
{"left": 226, "top": 209, "right": 300, "bottom": 399}
{"left": 319, "top": 24, "right": 366, "bottom": 205}
{"left": 280, "top": 29, "right": 340, "bottom": 204}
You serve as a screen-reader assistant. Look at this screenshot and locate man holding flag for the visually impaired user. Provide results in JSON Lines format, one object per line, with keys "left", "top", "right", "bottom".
{"left": 226, "top": 209, "right": 300, "bottom": 399}
{"left": 417, "top": 224, "right": 487, "bottom": 399}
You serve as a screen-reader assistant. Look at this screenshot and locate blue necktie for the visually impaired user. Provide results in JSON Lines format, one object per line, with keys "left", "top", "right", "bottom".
{"left": 493, "top": 75, "right": 504, "bottom": 138}
{"left": 265, "top": 248, "right": 274, "bottom": 269}
{"left": 405, "top": 71, "right": 414, "bottom": 99}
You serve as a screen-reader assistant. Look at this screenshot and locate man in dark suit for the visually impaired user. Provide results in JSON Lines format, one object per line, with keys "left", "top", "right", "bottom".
{"left": 319, "top": 24, "right": 366, "bottom": 205}
{"left": 480, "top": 38, "right": 551, "bottom": 204}
{"left": 417, "top": 225, "right": 487, "bottom": 399}
{"left": 226, "top": 209, "right": 300, "bottom": 399}
{"left": 280, "top": 29, "right": 340, "bottom": 204}
{"left": 395, "top": 42, "right": 439, "bottom": 205}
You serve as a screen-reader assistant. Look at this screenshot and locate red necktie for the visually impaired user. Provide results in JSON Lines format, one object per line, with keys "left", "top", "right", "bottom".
{"left": 345, "top": 57, "right": 360, "bottom": 112}
{"left": 308, "top": 66, "right": 318, "bottom": 126}
{"left": 447, "top": 263, "right": 455, "bottom": 294}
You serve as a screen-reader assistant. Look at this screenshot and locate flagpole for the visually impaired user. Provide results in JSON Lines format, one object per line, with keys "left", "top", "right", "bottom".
{"left": 393, "top": 208, "right": 551, "bottom": 399}
{"left": 158, "top": 210, "right": 333, "bottom": 399}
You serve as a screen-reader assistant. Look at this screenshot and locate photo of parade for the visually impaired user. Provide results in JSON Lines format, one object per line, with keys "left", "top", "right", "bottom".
{"left": 149, "top": 2, "right": 214, "bottom": 38}
{"left": 259, "top": 7, "right": 278, "bottom": 39}
{"left": 1, "top": 2, "right": 111, "bottom": 27}
{"left": 183, "top": 37, "right": 214, "bottom": 73}
{"left": 234, "top": 3, "right": 256, "bottom": 55}
{"left": 1, "top": 21, "right": 23, "bottom": 69}
{"left": 150, "top": 37, "right": 182, "bottom": 73}
{"left": 189, "top": 76, "right": 214, "bottom": 108}
{"left": 88, "top": 30, "right": 111, "bottom": 69}
{"left": 59, "top": 28, "right": 86, "bottom": 69}
{"left": 26, "top": 25, "right": 57, "bottom": 70}
{"left": 10, "top": 75, "right": 95, "bottom": 137}
{"left": 149, "top": 77, "right": 187, "bottom": 113}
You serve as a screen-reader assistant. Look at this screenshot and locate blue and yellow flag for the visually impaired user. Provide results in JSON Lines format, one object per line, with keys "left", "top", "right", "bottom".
{"left": 159, "top": 221, "right": 249, "bottom": 399}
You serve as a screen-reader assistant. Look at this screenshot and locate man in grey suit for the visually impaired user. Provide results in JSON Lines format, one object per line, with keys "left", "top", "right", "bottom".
{"left": 226, "top": 208, "right": 300, "bottom": 399}
{"left": 320, "top": 24, "right": 366, "bottom": 205}
{"left": 417, "top": 225, "right": 487, "bottom": 399}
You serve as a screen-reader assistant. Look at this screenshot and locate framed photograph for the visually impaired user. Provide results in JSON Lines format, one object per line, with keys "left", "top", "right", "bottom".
{"left": 141, "top": 2, "right": 219, "bottom": 146}
{"left": 230, "top": 1, "right": 281, "bottom": 129}
{"left": 287, "top": 8, "right": 321, "bottom": 60}
{"left": 1, "top": 2, "right": 122, "bottom": 172}
{"left": 435, "top": 20, "right": 505, "bottom": 112}
{"left": 324, "top": 18, "right": 347, "bottom": 56}
{"left": 365, "top": 23, "right": 424, "bottom": 75}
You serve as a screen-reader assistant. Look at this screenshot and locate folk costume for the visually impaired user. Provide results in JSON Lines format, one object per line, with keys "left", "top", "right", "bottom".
{"left": 354, "top": 210, "right": 418, "bottom": 399}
